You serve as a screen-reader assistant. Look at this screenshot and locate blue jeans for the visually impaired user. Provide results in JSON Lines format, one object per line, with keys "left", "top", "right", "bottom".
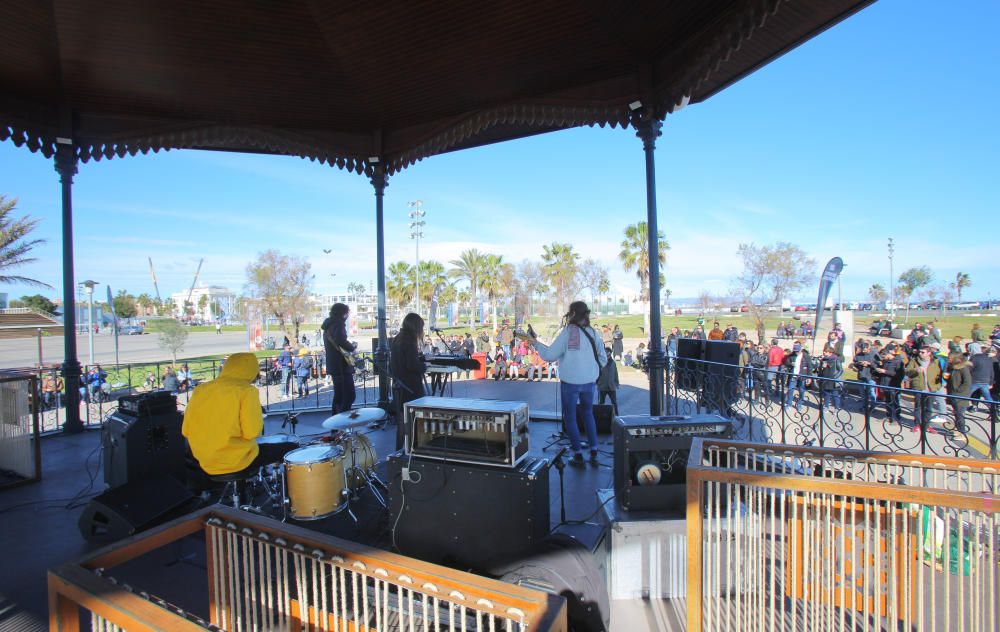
{"left": 560, "top": 381, "right": 598, "bottom": 455}
{"left": 822, "top": 389, "right": 843, "bottom": 410}
{"left": 862, "top": 378, "right": 877, "bottom": 405}
{"left": 969, "top": 383, "right": 994, "bottom": 406}
{"left": 280, "top": 367, "right": 292, "bottom": 395}
{"left": 785, "top": 376, "right": 806, "bottom": 410}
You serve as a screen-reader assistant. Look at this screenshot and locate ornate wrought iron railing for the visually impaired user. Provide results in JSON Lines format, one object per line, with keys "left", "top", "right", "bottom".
{"left": 686, "top": 438, "right": 999, "bottom": 632}
{"left": 665, "top": 356, "right": 999, "bottom": 460}
{"left": 49, "top": 505, "right": 566, "bottom": 632}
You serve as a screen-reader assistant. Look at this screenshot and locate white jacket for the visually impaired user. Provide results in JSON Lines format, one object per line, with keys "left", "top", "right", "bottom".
{"left": 534, "top": 324, "right": 607, "bottom": 385}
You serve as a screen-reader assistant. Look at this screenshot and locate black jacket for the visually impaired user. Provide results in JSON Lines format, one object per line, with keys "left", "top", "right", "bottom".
{"left": 322, "top": 316, "right": 355, "bottom": 375}
{"left": 970, "top": 353, "right": 993, "bottom": 384}
{"left": 390, "top": 331, "right": 426, "bottom": 402}
{"left": 852, "top": 352, "right": 878, "bottom": 381}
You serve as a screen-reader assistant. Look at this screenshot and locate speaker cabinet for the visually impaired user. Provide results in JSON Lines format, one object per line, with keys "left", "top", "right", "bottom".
{"left": 387, "top": 453, "right": 549, "bottom": 570}
{"left": 103, "top": 407, "right": 184, "bottom": 489}
{"left": 78, "top": 476, "right": 194, "bottom": 543}
{"left": 577, "top": 403, "right": 614, "bottom": 435}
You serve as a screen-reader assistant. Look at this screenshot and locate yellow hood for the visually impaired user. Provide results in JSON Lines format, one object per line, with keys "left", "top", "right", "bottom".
{"left": 220, "top": 352, "right": 260, "bottom": 381}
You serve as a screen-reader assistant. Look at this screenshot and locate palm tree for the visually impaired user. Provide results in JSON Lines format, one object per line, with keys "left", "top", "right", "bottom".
{"left": 868, "top": 283, "right": 887, "bottom": 304}
{"left": 951, "top": 272, "right": 971, "bottom": 302}
{"left": 618, "top": 221, "right": 668, "bottom": 302}
{"left": 136, "top": 293, "right": 153, "bottom": 316}
{"left": 541, "top": 242, "right": 579, "bottom": 309}
{"left": 418, "top": 260, "right": 449, "bottom": 327}
{"left": 449, "top": 248, "right": 486, "bottom": 327}
{"left": 0, "top": 195, "right": 50, "bottom": 288}
{"left": 387, "top": 261, "right": 414, "bottom": 310}
{"left": 479, "top": 254, "right": 509, "bottom": 330}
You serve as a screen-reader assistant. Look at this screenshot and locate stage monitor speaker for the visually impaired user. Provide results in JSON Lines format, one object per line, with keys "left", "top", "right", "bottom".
{"left": 674, "top": 338, "right": 705, "bottom": 390}
{"left": 578, "top": 403, "right": 613, "bottom": 435}
{"left": 703, "top": 341, "right": 740, "bottom": 411}
{"left": 78, "top": 476, "right": 194, "bottom": 543}
{"left": 387, "top": 452, "right": 549, "bottom": 570}
{"left": 103, "top": 398, "right": 184, "bottom": 489}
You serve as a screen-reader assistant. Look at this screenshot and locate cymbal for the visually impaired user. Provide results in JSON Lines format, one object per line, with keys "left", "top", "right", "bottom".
{"left": 322, "top": 407, "right": 387, "bottom": 430}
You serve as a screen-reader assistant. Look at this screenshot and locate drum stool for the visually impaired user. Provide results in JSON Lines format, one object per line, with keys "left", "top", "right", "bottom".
{"left": 209, "top": 465, "right": 261, "bottom": 509}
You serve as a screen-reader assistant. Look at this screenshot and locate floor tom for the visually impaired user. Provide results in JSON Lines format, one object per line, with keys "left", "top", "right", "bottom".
{"left": 283, "top": 444, "right": 347, "bottom": 520}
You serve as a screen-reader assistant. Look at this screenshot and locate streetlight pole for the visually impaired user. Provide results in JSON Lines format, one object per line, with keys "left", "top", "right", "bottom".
{"left": 887, "top": 238, "right": 895, "bottom": 319}
{"left": 81, "top": 280, "right": 98, "bottom": 366}
{"left": 408, "top": 200, "right": 425, "bottom": 317}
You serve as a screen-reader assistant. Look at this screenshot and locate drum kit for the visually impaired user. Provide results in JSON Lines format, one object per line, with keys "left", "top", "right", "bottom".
{"left": 251, "top": 407, "right": 388, "bottom": 523}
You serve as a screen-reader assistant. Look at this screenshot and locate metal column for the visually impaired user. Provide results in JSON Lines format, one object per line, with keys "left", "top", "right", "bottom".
{"left": 370, "top": 163, "right": 390, "bottom": 409}
{"left": 54, "top": 141, "right": 83, "bottom": 433}
{"left": 634, "top": 111, "right": 664, "bottom": 416}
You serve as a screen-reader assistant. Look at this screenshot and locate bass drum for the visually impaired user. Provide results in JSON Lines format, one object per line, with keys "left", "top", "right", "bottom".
{"left": 283, "top": 444, "right": 346, "bottom": 520}
{"left": 339, "top": 433, "right": 377, "bottom": 489}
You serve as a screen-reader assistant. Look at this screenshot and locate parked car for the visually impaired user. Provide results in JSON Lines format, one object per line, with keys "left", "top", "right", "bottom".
{"left": 121, "top": 325, "right": 144, "bottom": 335}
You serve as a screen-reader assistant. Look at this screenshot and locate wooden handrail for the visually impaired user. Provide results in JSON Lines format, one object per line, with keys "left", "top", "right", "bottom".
{"left": 52, "top": 505, "right": 566, "bottom": 632}
{"left": 688, "top": 437, "right": 1000, "bottom": 473}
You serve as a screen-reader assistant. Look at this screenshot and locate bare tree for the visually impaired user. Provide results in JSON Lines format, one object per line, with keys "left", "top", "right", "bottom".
{"left": 697, "top": 290, "right": 713, "bottom": 313}
{"left": 245, "top": 250, "right": 314, "bottom": 344}
{"left": 577, "top": 259, "right": 610, "bottom": 304}
{"left": 157, "top": 319, "right": 189, "bottom": 365}
{"left": 732, "top": 242, "right": 816, "bottom": 342}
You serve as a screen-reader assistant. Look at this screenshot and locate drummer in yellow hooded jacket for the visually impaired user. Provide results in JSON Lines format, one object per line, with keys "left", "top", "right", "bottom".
{"left": 183, "top": 352, "right": 297, "bottom": 475}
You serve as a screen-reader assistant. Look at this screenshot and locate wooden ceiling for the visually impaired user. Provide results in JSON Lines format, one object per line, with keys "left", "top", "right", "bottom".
{"left": 0, "top": 0, "right": 873, "bottom": 174}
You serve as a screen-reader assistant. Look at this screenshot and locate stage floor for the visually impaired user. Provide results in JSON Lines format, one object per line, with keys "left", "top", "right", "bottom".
{"left": 1, "top": 406, "right": 660, "bottom": 630}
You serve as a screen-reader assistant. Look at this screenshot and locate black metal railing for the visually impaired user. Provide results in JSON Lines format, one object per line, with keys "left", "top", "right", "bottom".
{"left": 33, "top": 352, "right": 380, "bottom": 433}
{"left": 665, "top": 356, "right": 999, "bottom": 460}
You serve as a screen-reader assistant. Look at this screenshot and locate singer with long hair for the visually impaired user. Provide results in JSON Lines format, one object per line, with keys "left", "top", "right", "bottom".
{"left": 322, "top": 303, "right": 356, "bottom": 414}
{"left": 520, "top": 300, "right": 607, "bottom": 467}
{"left": 390, "top": 312, "right": 428, "bottom": 449}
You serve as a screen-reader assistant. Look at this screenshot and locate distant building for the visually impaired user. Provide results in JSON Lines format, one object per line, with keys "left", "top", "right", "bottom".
{"left": 0, "top": 293, "right": 7, "bottom": 309}
{"left": 311, "top": 292, "right": 399, "bottom": 325}
{"left": 168, "top": 285, "right": 237, "bottom": 321}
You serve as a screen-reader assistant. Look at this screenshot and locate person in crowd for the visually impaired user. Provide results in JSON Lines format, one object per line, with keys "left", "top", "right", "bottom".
{"left": 724, "top": 324, "right": 739, "bottom": 342}
{"left": 929, "top": 343, "right": 950, "bottom": 417}
{"left": 966, "top": 343, "right": 995, "bottom": 411}
{"left": 636, "top": 342, "right": 648, "bottom": 371}
{"left": 794, "top": 323, "right": 806, "bottom": 337}
{"left": 929, "top": 320, "right": 943, "bottom": 344}
{"left": 547, "top": 359, "right": 560, "bottom": 380}
{"left": 852, "top": 342, "right": 879, "bottom": 407}
{"left": 749, "top": 342, "right": 770, "bottom": 401}
{"left": 499, "top": 324, "right": 514, "bottom": 351}
{"left": 691, "top": 325, "right": 706, "bottom": 341}
{"left": 525, "top": 347, "right": 543, "bottom": 381}
{"left": 875, "top": 345, "right": 904, "bottom": 421}
{"left": 277, "top": 344, "right": 294, "bottom": 399}
{"left": 776, "top": 321, "right": 787, "bottom": 339}
{"left": 601, "top": 324, "right": 613, "bottom": 347}
{"left": 42, "top": 372, "right": 63, "bottom": 409}
{"left": 817, "top": 344, "right": 844, "bottom": 410}
{"left": 948, "top": 336, "right": 964, "bottom": 355}
{"left": 767, "top": 338, "right": 785, "bottom": 396}
{"left": 945, "top": 352, "right": 972, "bottom": 434}
{"left": 81, "top": 365, "right": 107, "bottom": 403}
{"left": 623, "top": 349, "right": 634, "bottom": 367}
{"left": 904, "top": 345, "right": 943, "bottom": 428}
{"left": 492, "top": 345, "right": 509, "bottom": 380}
{"left": 611, "top": 325, "right": 624, "bottom": 361}
{"left": 476, "top": 329, "right": 490, "bottom": 353}
{"left": 389, "top": 312, "right": 428, "bottom": 449}
{"left": 707, "top": 321, "right": 725, "bottom": 341}
{"left": 162, "top": 367, "right": 181, "bottom": 394}
{"left": 215, "top": 322, "right": 222, "bottom": 335}
{"left": 322, "top": 303, "right": 356, "bottom": 415}
{"left": 597, "top": 345, "right": 620, "bottom": 415}
{"left": 666, "top": 327, "right": 680, "bottom": 359}
{"left": 178, "top": 363, "right": 193, "bottom": 391}
{"left": 827, "top": 331, "right": 845, "bottom": 361}
{"left": 522, "top": 300, "right": 606, "bottom": 467}
{"left": 990, "top": 324, "right": 1000, "bottom": 342}
{"left": 183, "top": 352, "right": 297, "bottom": 476}
{"left": 507, "top": 345, "right": 523, "bottom": 379}
{"left": 293, "top": 348, "right": 312, "bottom": 398}
{"left": 782, "top": 341, "right": 811, "bottom": 413}
{"left": 144, "top": 371, "right": 156, "bottom": 390}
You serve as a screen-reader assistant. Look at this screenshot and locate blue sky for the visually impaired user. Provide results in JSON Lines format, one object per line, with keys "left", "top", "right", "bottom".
{"left": 2, "top": 0, "right": 998, "bottom": 305}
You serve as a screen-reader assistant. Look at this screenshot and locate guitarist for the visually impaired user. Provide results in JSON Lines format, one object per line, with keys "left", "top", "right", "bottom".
{"left": 322, "top": 303, "right": 357, "bottom": 414}
{"left": 518, "top": 300, "right": 607, "bottom": 467}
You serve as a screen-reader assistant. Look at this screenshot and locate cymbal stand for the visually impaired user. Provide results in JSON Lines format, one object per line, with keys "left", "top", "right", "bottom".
{"left": 281, "top": 411, "right": 299, "bottom": 436}
{"left": 344, "top": 429, "right": 388, "bottom": 509}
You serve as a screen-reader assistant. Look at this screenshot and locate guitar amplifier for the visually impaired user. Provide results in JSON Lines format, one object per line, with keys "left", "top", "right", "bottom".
{"left": 613, "top": 414, "right": 732, "bottom": 514}
{"left": 405, "top": 397, "right": 529, "bottom": 468}
{"left": 103, "top": 392, "right": 184, "bottom": 489}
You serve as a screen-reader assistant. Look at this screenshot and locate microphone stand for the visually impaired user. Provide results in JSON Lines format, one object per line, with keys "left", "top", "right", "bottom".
{"left": 552, "top": 447, "right": 568, "bottom": 525}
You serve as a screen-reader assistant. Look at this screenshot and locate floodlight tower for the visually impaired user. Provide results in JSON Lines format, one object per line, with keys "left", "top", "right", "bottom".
{"left": 888, "top": 238, "right": 895, "bottom": 319}
{"left": 408, "top": 200, "right": 425, "bottom": 316}
{"left": 81, "top": 280, "right": 98, "bottom": 365}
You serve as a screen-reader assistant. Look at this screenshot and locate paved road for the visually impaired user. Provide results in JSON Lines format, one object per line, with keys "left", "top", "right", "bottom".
{"left": 0, "top": 330, "right": 254, "bottom": 369}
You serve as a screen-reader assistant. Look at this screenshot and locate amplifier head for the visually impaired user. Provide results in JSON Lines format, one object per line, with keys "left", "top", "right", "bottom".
{"left": 615, "top": 414, "right": 732, "bottom": 438}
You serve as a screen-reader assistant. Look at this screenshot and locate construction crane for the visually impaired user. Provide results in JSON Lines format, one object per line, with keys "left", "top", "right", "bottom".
{"left": 147, "top": 257, "right": 162, "bottom": 303}
{"left": 185, "top": 258, "right": 205, "bottom": 308}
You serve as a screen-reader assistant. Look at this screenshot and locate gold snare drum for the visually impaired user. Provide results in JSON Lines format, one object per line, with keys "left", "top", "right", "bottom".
{"left": 283, "top": 444, "right": 346, "bottom": 520}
